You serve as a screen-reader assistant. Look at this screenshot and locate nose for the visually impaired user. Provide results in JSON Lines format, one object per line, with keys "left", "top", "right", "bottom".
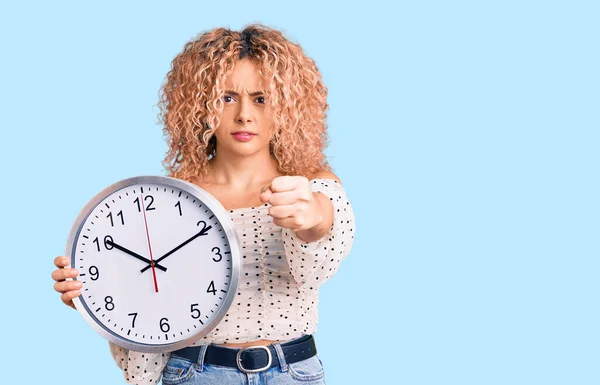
{"left": 235, "top": 99, "right": 253, "bottom": 124}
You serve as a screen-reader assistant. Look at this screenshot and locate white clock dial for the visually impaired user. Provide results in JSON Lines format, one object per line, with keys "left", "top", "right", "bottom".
{"left": 65, "top": 176, "right": 241, "bottom": 353}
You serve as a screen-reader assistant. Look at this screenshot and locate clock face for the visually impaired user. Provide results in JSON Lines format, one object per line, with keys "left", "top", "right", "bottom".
{"left": 65, "top": 176, "right": 241, "bottom": 353}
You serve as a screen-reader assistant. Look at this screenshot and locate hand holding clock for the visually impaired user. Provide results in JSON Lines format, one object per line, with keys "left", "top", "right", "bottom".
{"left": 54, "top": 176, "right": 240, "bottom": 351}
{"left": 52, "top": 256, "right": 81, "bottom": 310}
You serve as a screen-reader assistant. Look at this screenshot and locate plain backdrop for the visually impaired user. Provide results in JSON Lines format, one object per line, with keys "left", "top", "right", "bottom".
{"left": 1, "top": 1, "right": 598, "bottom": 384}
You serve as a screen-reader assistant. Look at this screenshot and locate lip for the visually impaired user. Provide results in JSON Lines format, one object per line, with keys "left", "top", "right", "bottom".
{"left": 231, "top": 131, "right": 256, "bottom": 142}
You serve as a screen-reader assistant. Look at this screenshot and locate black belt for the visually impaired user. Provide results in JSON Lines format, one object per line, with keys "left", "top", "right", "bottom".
{"left": 172, "top": 334, "right": 317, "bottom": 373}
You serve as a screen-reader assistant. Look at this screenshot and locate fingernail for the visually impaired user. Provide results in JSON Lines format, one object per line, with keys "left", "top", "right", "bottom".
{"left": 74, "top": 282, "right": 82, "bottom": 288}
{"left": 71, "top": 269, "right": 78, "bottom": 276}
{"left": 62, "top": 258, "right": 68, "bottom": 265}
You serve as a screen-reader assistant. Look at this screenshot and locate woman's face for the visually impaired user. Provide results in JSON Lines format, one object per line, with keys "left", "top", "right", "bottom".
{"left": 213, "top": 59, "right": 274, "bottom": 158}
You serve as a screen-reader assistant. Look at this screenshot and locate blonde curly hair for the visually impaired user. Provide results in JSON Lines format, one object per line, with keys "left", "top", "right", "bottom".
{"left": 157, "top": 24, "right": 332, "bottom": 182}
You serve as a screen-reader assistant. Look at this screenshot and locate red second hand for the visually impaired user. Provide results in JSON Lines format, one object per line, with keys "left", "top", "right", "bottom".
{"left": 141, "top": 194, "right": 159, "bottom": 293}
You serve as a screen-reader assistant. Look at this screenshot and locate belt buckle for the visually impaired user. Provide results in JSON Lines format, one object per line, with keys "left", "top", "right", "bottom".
{"left": 236, "top": 345, "right": 272, "bottom": 373}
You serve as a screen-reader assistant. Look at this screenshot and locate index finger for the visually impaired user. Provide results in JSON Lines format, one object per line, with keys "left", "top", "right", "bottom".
{"left": 270, "top": 176, "right": 304, "bottom": 193}
{"left": 54, "top": 256, "right": 69, "bottom": 268}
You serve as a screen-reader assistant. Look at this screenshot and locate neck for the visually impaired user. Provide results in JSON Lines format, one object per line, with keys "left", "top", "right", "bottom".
{"left": 208, "top": 147, "right": 281, "bottom": 188}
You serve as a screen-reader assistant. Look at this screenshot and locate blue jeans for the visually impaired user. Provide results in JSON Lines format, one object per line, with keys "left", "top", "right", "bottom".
{"left": 161, "top": 342, "right": 326, "bottom": 385}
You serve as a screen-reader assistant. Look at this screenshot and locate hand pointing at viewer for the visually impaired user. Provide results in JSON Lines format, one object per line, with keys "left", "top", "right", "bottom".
{"left": 259, "top": 175, "right": 334, "bottom": 243}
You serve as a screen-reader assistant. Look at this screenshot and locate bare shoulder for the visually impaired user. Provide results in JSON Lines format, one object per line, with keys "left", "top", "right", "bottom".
{"left": 309, "top": 170, "right": 343, "bottom": 185}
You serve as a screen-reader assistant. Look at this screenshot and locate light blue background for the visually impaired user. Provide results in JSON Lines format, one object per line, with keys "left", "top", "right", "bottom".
{"left": 0, "top": 1, "right": 598, "bottom": 384}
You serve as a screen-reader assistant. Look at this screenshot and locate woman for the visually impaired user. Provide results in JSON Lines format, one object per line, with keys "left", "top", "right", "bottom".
{"left": 52, "top": 24, "right": 355, "bottom": 385}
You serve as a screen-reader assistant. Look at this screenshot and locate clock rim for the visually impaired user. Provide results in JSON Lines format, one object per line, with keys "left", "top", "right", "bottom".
{"left": 65, "top": 175, "right": 242, "bottom": 353}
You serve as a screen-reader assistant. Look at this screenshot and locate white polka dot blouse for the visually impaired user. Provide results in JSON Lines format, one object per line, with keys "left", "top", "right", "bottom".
{"left": 108, "top": 178, "right": 356, "bottom": 384}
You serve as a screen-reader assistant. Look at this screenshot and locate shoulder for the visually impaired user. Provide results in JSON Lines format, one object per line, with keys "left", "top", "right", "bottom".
{"left": 309, "top": 170, "right": 342, "bottom": 185}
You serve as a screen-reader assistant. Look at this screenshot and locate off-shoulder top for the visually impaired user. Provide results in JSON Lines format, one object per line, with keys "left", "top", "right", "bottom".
{"left": 108, "top": 178, "right": 356, "bottom": 384}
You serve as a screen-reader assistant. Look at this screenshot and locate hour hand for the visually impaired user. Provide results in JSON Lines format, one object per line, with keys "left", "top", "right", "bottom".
{"left": 105, "top": 239, "right": 168, "bottom": 272}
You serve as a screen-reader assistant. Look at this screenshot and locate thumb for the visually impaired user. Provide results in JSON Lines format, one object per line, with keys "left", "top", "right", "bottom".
{"left": 259, "top": 184, "right": 272, "bottom": 203}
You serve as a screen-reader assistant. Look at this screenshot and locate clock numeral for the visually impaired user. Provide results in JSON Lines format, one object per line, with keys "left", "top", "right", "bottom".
{"left": 197, "top": 220, "right": 210, "bottom": 233}
{"left": 190, "top": 304, "right": 201, "bottom": 319}
{"left": 93, "top": 235, "right": 113, "bottom": 251}
{"left": 175, "top": 201, "right": 182, "bottom": 216}
{"left": 212, "top": 247, "right": 222, "bottom": 262}
{"left": 207, "top": 280, "right": 217, "bottom": 295}
{"left": 160, "top": 317, "right": 170, "bottom": 333}
{"left": 107, "top": 210, "right": 125, "bottom": 226}
{"left": 128, "top": 312, "right": 138, "bottom": 328}
{"left": 104, "top": 235, "right": 114, "bottom": 250}
{"left": 134, "top": 195, "right": 155, "bottom": 212}
{"left": 145, "top": 195, "right": 155, "bottom": 211}
{"left": 104, "top": 296, "right": 114, "bottom": 311}
{"left": 89, "top": 265, "right": 99, "bottom": 281}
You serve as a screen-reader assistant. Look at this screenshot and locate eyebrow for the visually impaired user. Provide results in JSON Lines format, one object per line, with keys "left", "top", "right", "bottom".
{"left": 224, "top": 90, "right": 265, "bottom": 97}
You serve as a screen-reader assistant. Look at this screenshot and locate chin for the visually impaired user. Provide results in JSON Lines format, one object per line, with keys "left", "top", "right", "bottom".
{"left": 227, "top": 145, "right": 266, "bottom": 157}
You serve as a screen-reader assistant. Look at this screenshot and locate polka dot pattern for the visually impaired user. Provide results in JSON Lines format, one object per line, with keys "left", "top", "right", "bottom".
{"left": 281, "top": 179, "right": 355, "bottom": 288}
{"left": 108, "top": 178, "right": 355, "bottom": 384}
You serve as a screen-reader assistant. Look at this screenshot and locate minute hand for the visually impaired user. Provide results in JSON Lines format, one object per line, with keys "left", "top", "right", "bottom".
{"left": 140, "top": 225, "right": 212, "bottom": 273}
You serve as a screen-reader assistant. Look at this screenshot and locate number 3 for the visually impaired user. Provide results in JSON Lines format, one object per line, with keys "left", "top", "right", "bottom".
{"left": 212, "top": 247, "right": 222, "bottom": 262}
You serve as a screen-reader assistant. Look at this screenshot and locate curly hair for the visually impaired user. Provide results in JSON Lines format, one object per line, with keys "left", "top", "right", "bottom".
{"left": 156, "top": 23, "right": 332, "bottom": 182}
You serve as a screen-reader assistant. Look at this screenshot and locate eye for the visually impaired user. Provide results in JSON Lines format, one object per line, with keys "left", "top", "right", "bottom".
{"left": 223, "top": 95, "right": 235, "bottom": 103}
{"left": 255, "top": 96, "right": 266, "bottom": 104}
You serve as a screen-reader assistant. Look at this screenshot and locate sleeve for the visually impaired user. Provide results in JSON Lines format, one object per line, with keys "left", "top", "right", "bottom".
{"left": 281, "top": 178, "right": 356, "bottom": 289}
{"left": 109, "top": 341, "right": 170, "bottom": 384}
